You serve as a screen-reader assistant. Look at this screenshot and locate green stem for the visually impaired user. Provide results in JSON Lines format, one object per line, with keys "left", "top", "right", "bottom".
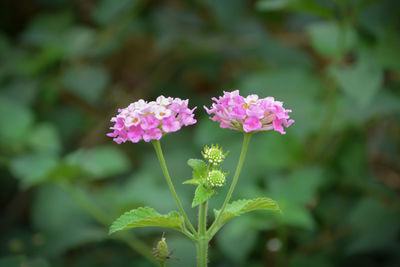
{"left": 208, "top": 133, "right": 252, "bottom": 237}
{"left": 197, "top": 200, "right": 208, "bottom": 267}
{"left": 152, "top": 140, "right": 197, "bottom": 234}
{"left": 61, "top": 183, "right": 157, "bottom": 265}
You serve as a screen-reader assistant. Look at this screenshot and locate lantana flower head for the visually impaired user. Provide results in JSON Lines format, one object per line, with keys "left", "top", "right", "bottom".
{"left": 107, "top": 96, "right": 197, "bottom": 144}
{"left": 204, "top": 90, "right": 294, "bottom": 134}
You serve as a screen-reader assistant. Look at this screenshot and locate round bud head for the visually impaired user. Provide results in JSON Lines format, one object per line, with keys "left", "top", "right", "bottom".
{"left": 202, "top": 145, "right": 227, "bottom": 166}
{"left": 207, "top": 169, "right": 226, "bottom": 187}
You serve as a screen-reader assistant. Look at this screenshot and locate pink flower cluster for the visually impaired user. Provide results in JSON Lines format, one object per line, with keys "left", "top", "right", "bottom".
{"left": 204, "top": 90, "right": 294, "bottom": 134}
{"left": 107, "top": 96, "right": 197, "bottom": 143}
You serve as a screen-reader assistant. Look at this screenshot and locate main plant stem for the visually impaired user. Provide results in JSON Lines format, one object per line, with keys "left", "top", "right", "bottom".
{"left": 152, "top": 140, "right": 197, "bottom": 235}
{"left": 197, "top": 200, "right": 208, "bottom": 267}
{"left": 208, "top": 133, "right": 252, "bottom": 237}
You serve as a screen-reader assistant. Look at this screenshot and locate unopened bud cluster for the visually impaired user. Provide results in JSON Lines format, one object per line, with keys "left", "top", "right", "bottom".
{"left": 207, "top": 169, "right": 226, "bottom": 187}
{"left": 153, "top": 236, "right": 169, "bottom": 264}
{"left": 202, "top": 145, "right": 226, "bottom": 166}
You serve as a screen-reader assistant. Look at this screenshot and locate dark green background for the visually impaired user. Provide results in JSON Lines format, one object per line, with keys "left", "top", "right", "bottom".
{"left": 1, "top": 0, "right": 399, "bottom": 266}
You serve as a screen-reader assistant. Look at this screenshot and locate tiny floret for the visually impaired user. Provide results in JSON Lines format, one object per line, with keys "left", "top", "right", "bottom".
{"left": 207, "top": 169, "right": 226, "bottom": 187}
{"left": 204, "top": 90, "right": 294, "bottom": 134}
{"left": 202, "top": 145, "right": 227, "bottom": 166}
{"left": 107, "top": 96, "right": 197, "bottom": 143}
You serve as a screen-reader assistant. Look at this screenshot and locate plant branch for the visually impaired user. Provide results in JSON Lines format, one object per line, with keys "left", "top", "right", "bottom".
{"left": 152, "top": 140, "right": 197, "bottom": 234}
{"left": 207, "top": 133, "right": 252, "bottom": 237}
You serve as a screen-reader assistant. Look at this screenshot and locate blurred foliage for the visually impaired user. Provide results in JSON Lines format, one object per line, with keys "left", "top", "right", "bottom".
{"left": 1, "top": 0, "right": 400, "bottom": 266}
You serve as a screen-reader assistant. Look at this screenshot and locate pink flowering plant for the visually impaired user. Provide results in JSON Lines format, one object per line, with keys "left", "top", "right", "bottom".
{"left": 108, "top": 91, "right": 293, "bottom": 267}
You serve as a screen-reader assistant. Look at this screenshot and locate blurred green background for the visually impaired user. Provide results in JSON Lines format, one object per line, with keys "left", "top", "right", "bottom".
{"left": 1, "top": 0, "right": 400, "bottom": 266}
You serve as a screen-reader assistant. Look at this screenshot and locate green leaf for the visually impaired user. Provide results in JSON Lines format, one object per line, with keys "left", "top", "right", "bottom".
{"left": 28, "top": 123, "right": 61, "bottom": 155}
{"left": 61, "top": 65, "right": 110, "bottom": 104}
{"left": 256, "top": 0, "right": 331, "bottom": 18}
{"left": 214, "top": 198, "right": 281, "bottom": 228}
{"left": 64, "top": 27, "right": 96, "bottom": 59}
{"left": 375, "top": 31, "right": 400, "bottom": 70}
{"left": 183, "top": 179, "right": 200, "bottom": 185}
{"left": 187, "top": 158, "right": 207, "bottom": 179}
{"left": 10, "top": 153, "right": 59, "bottom": 188}
{"left": 65, "top": 146, "right": 130, "bottom": 179}
{"left": 192, "top": 185, "right": 215, "bottom": 207}
{"left": 306, "top": 21, "right": 357, "bottom": 57}
{"left": 256, "top": 0, "right": 290, "bottom": 10}
{"left": 329, "top": 52, "right": 383, "bottom": 108}
{"left": 0, "top": 255, "right": 25, "bottom": 267}
{"left": 109, "top": 207, "right": 185, "bottom": 234}
{"left": 0, "top": 97, "right": 34, "bottom": 148}
{"left": 93, "top": 0, "right": 140, "bottom": 25}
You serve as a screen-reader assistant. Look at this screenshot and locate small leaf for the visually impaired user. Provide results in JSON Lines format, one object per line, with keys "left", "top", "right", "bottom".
{"left": 256, "top": 0, "right": 331, "bottom": 18}
{"left": 28, "top": 123, "right": 61, "bottom": 155}
{"left": 306, "top": 21, "right": 357, "bottom": 57}
{"left": 0, "top": 97, "right": 34, "bottom": 148}
{"left": 10, "top": 153, "right": 59, "bottom": 188}
{"left": 329, "top": 52, "right": 383, "bottom": 108}
{"left": 256, "top": 0, "right": 290, "bottom": 10}
{"left": 93, "top": 0, "right": 140, "bottom": 25}
{"left": 61, "top": 65, "right": 110, "bottom": 104}
{"left": 65, "top": 146, "right": 130, "bottom": 179}
{"left": 192, "top": 185, "right": 215, "bottom": 207}
{"left": 183, "top": 179, "right": 200, "bottom": 185}
{"left": 214, "top": 198, "right": 281, "bottom": 228}
{"left": 187, "top": 159, "right": 207, "bottom": 179}
{"left": 109, "top": 207, "right": 185, "bottom": 234}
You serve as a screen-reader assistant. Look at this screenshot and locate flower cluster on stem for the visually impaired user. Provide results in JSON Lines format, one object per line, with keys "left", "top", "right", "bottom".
{"left": 204, "top": 90, "right": 294, "bottom": 134}
{"left": 107, "top": 96, "right": 197, "bottom": 144}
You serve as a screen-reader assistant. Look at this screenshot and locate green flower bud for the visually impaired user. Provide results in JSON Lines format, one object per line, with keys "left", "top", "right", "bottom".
{"left": 207, "top": 169, "right": 226, "bottom": 187}
{"left": 202, "top": 144, "right": 227, "bottom": 166}
{"left": 153, "top": 235, "right": 169, "bottom": 264}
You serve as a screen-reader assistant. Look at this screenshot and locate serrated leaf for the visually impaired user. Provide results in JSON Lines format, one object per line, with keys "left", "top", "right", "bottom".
{"left": 214, "top": 198, "right": 281, "bottom": 228}
{"left": 109, "top": 207, "right": 185, "bottom": 234}
{"left": 187, "top": 158, "right": 207, "bottom": 180}
{"left": 192, "top": 185, "right": 215, "bottom": 207}
{"left": 183, "top": 179, "right": 200, "bottom": 185}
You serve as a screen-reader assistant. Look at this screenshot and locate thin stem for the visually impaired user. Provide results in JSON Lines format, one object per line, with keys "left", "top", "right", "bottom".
{"left": 152, "top": 140, "right": 197, "bottom": 234}
{"left": 61, "top": 183, "right": 157, "bottom": 265}
{"left": 207, "top": 133, "right": 252, "bottom": 237}
{"left": 197, "top": 200, "right": 208, "bottom": 267}
{"left": 183, "top": 228, "right": 195, "bottom": 240}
